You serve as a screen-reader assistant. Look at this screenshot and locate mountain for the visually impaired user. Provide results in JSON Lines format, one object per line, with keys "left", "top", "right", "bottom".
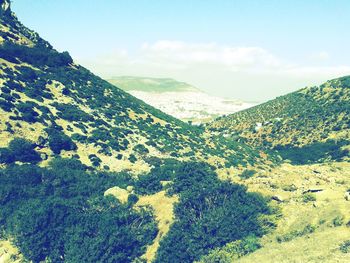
{"left": 108, "top": 76, "right": 199, "bottom": 92}
{"left": 208, "top": 77, "right": 350, "bottom": 163}
{"left": 108, "top": 76, "right": 255, "bottom": 123}
{"left": 0, "top": 2, "right": 276, "bottom": 263}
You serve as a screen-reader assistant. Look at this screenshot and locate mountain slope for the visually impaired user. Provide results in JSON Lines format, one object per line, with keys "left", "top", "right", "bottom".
{"left": 0, "top": 2, "right": 267, "bottom": 174}
{"left": 108, "top": 76, "right": 255, "bottom": 123}
{"left": 208, "top": 77, "right": 350, "bottom": 163}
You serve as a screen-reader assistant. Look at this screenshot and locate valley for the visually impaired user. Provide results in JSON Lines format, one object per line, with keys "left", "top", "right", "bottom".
{"left": 0, "top": 0, "right": 350, "bottom": 262}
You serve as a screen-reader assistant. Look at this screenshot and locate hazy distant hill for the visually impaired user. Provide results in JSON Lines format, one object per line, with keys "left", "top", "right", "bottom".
{"left": 108, "top": 76, "right": 199, "bottom": 92}
{"left": 108, "top": 76, "right": 256, "bottom": 123}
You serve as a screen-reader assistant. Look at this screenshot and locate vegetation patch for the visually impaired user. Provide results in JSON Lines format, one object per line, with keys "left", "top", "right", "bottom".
{"left": 302, "top": 193, "right": 317, "bottom": 203}
{"left": 339, "top": 240, "right": 350, "bottom": 253}
{"left": 0, "top": 155, "right": 157, "bottom": 262}
{"left": 155, "top": 162, "right": 275, "bottom": 263}
{"left": 0, "top": 138, "right": 41, "bottom": 164}
{"left": 199, "top": 235, "right": 261, "bottom": 263}
{"left": 275, "top": 140, "right": 349, "bottom": 165}
{"left": 276, "top": 224, "right": 317, "bottom": 243}
{"left": 0, "top": 42, "right": 73, "bottom": 67}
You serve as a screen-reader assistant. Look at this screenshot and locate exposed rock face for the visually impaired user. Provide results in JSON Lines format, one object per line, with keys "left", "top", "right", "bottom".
{"left": 0, "top": 0, "right": 11, "bottom": 16}
{"left": 345, "top": 191, "right": 350, "bottom": 201}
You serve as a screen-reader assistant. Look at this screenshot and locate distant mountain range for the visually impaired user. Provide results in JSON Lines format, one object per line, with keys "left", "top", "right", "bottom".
{"left": 108, "top": 76, "right": 256, "bottom": 123}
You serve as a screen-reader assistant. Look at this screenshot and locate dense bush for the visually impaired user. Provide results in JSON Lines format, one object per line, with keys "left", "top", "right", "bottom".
{"left": 0, "top": 42, "right": 73, "bottom": 67}
{"left": 155, "top": 162, "right": 273, "bottom": 262}
{"left": 0, "top": 158, "right": 157, "bottom": 262}
{"left": 275, "top": 140, "right": 349, "bottom": 165}
{"left": 16, "top": 102, "right": 39, "bottom": 123}
{"left": 128, "top": 154, "right": 137, "bottom": 163}
{"left": 88, "top": 154, "right": 102, "bottom": 167}
{"left": 46, "top": 128, "right": 77, "bottom": 154}
{"left": 0, "top": 138, "right": 40, "bottom": 164}
{"left": 53, "top": 103, "right": 92, "bottom": 122}
{"left": 134, "top": 173, "right": 163, "bottom": 195}
{"left": 133, "top": 144, "right": 149, "bottom": 154}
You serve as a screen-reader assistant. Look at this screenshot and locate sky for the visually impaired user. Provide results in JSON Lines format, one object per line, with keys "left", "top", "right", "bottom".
{"left": 11, "top": 0, "right": 350, "bottom": 101}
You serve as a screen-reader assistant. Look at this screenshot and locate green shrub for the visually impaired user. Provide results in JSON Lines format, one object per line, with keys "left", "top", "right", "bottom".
{"left": 200, "top": 235, "right": 261, "bottom": 263}
{"left": 282, "top": 184, "right": 297, "bottom": 192}
{"left": 302, "top": 193, "right": 316, "bottom": 203}
{"left": 332, "top": 215, "right": 344, "bottom": 227}
{"left": 276, "top": 224, "right": 316, "bottom": 243}
{"left": 88, "top": 154, "right": 102, "bottom": 167}
{"left": 0, "top": 138, "right": 41, "bottom": 164}
{"left": 240, "top": 169, "right": 256, "bottom": 179}
{"left": 46, "top": 128, "right": 77, "bottom": 154}
{"left": 339, "top": 240, "right": 350, "bottom": 253}
{"left": 128, "top": 154, "right": 137, "bottom": 163}
{"left": 276, "top": 140, "right": 349, "bottom": 165}
{"left": 16, "top": 102, "right": 40, "bottom": 123}
{"left": 135, "top": 173, "right": 162, "bottom": 195}
{"left": 53, "top": 103, "right": 92, "bottom": 122}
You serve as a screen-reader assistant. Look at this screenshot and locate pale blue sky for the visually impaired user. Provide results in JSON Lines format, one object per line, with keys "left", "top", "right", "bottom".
{"left": 11, "top": 0, "right": 350, "bottom": 101}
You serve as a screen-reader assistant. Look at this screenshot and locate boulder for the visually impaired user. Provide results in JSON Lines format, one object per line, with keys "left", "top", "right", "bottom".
{"left": 104, "top": 186, "right": 129, "bottom": 203}
{"left": 272, "top": 195, "right": 284, "bottom": 202}
{"left": 344, "top": 191, "right": 350, "bottom": 201}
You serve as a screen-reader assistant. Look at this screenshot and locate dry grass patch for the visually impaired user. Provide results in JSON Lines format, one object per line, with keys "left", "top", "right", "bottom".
{"left": 136, "top": 191, "right": 178, "bottom": 263}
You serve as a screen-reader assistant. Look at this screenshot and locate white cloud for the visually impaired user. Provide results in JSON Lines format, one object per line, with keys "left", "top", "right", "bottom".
{"left": 310, "top": 51, "right": 330, "bottom": 61}
{"left": 140, "top": 41, "right": 281, "bottom": 69}
{"left": 77, "top": 41, "right": 350, "bottom": 100}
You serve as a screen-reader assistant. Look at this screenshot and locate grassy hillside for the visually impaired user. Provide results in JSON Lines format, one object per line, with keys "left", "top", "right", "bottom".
{"left": 208, "top": 77, "right": 350, "bottom": 163}
{"left": 108, "top": 76, "right": 199, "bottom": 93}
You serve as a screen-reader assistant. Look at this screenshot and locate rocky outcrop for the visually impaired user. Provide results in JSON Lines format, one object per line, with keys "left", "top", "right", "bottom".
{"left": 0, "top": 0, "right": 11, "bottom": 15}
{"left": 345, "top": 191, "right": 350, "bottom": 201}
